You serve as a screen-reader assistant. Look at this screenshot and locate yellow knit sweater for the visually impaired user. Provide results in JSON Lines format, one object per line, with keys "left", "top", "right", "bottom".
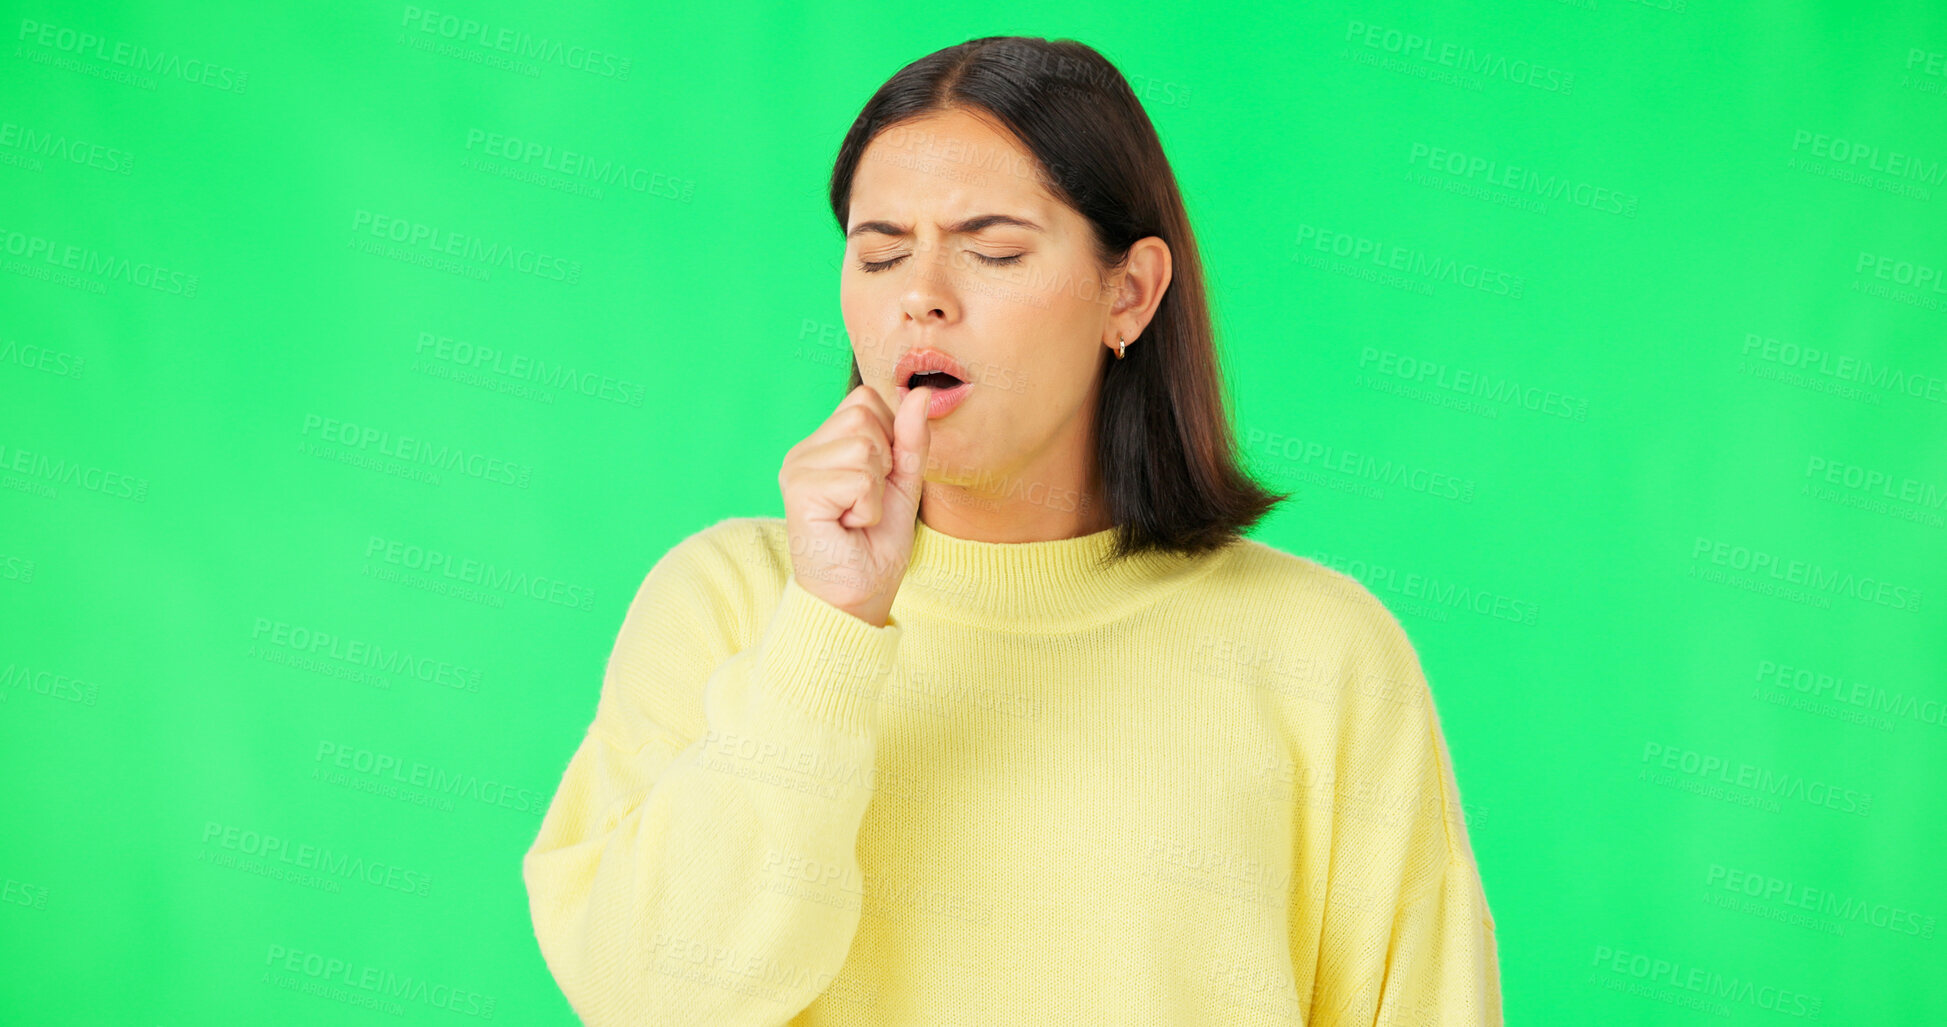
{"left": 524, "top": 516, "right": 1501, "bottom": 1026}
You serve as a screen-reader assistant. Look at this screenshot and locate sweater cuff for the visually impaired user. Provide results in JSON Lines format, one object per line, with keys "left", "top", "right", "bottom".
{"left": 755, "top": 575, "right": 903, "bottom": 734}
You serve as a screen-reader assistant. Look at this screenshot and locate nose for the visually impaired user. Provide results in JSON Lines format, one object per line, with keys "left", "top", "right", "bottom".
{"left": 898, "top": 237, "right": 957, "bottom": 325}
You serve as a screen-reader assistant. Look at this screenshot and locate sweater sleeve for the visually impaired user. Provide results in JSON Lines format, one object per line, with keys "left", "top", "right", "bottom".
{"left": 522, "top": 524, "right": 903, "bottom": 1027}
{"left": 1305, "top": 603, "right": 1502, "bottom": 1027}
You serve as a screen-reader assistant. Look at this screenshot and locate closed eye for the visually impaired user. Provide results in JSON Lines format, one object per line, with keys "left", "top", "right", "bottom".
{"left": 856, "top": 253, "right": 1024, "bottom": 273}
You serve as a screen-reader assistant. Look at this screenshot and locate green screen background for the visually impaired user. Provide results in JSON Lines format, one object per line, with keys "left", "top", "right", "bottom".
{"left": 4, "top": 2, "right": 1944, "bottom": 1023}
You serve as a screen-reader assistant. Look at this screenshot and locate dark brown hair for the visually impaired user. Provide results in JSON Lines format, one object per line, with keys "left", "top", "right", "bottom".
{"left": 828, "top": 36, "right": 1289, "bottom": 562}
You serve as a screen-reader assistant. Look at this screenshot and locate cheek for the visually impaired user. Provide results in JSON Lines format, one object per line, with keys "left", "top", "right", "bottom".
{"left": 982, "top": 356, "right": 1075, "bottom": 428}
{"left": 839, "top": 276, "right": 880, "bottom": 318}
{"left": 837, "top": 295, "right": 891, "bottom": 365}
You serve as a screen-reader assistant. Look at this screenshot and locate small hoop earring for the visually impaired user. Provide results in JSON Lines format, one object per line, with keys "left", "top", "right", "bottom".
{"left": 1116, "top": 334, "right": 1126, "bottom": 360}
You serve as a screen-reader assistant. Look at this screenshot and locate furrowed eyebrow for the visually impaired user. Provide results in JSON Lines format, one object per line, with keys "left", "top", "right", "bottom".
{"left": 845, "top": 214, "right": 1044, "bottom": 240}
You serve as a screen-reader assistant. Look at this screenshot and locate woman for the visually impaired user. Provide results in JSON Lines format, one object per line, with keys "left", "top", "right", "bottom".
{"left": 524, "top": 35, "right": 1501, "bottom": 1026}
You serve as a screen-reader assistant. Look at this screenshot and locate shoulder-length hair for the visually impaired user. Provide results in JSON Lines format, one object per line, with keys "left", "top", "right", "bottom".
{"left": 828, "top": 35, "right": 1290, "bottom": 562}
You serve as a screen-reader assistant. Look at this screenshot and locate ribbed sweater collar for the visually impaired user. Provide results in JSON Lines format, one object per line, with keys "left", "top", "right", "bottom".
{"left": 895, "top": 518, "right": 1225, "bottom": 631}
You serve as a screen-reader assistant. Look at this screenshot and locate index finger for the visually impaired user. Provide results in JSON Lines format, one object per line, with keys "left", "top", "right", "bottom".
{"left": 825, "top": 383, "right": 895, "bottom": 447}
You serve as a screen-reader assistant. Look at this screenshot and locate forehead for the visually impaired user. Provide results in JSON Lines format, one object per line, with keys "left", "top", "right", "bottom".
{"left": 851, "top": 110, "right": 1056, "bottom": 223}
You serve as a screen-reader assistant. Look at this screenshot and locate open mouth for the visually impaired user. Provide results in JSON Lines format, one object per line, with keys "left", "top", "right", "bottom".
{"left": 906, "top": 370, "right": 966, "bottom": 390}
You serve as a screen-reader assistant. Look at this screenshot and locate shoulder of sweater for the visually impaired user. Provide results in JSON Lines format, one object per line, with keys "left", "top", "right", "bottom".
{"left": 1217, "top": 538, "right": 1433, "bottom": 716}
{"left": 638, "top": 515, "right": 787, "bottom": 613}
{"left": 1213, "top": 535, "right": 1409, "bottom": 640}
{"left": 598, "top": 517, "right": 783, "bottom": 742}
{"left": 660, "top": 514, "right": 786, "bottom": 570}
{"left": 1220, "top": 539, "right": 1445, "bottom": 746}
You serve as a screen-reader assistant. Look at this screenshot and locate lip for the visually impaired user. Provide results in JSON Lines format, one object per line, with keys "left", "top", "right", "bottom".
{"left": 894, "top": 346, "right": 972, "bottom": 390}
{"left": 895, "top": 382, "right": 973, "bottom": 419}
{"left": 893, "top": 346, "right": 974, "bottom": 419}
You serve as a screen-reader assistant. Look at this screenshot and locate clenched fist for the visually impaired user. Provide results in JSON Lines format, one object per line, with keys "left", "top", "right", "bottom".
{"left": 778, "top": 384, "right": 935, "bottom": 627}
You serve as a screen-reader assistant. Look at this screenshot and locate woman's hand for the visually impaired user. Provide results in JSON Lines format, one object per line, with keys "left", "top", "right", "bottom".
{"left": 779, "top": 384, "right": 934, "bottom": 627}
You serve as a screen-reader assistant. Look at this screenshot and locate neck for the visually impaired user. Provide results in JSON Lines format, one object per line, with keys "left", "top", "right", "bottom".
{"left": 916, "top": 489, "right": 1113, "bottom": 544}
{"left": 915, "top": 414, "right": 1111, "bottom": 543}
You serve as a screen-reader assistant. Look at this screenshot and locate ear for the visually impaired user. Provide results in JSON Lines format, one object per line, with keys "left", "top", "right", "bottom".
{"left": 1107, "top": 236, "right": 1173, "bottom": 343}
